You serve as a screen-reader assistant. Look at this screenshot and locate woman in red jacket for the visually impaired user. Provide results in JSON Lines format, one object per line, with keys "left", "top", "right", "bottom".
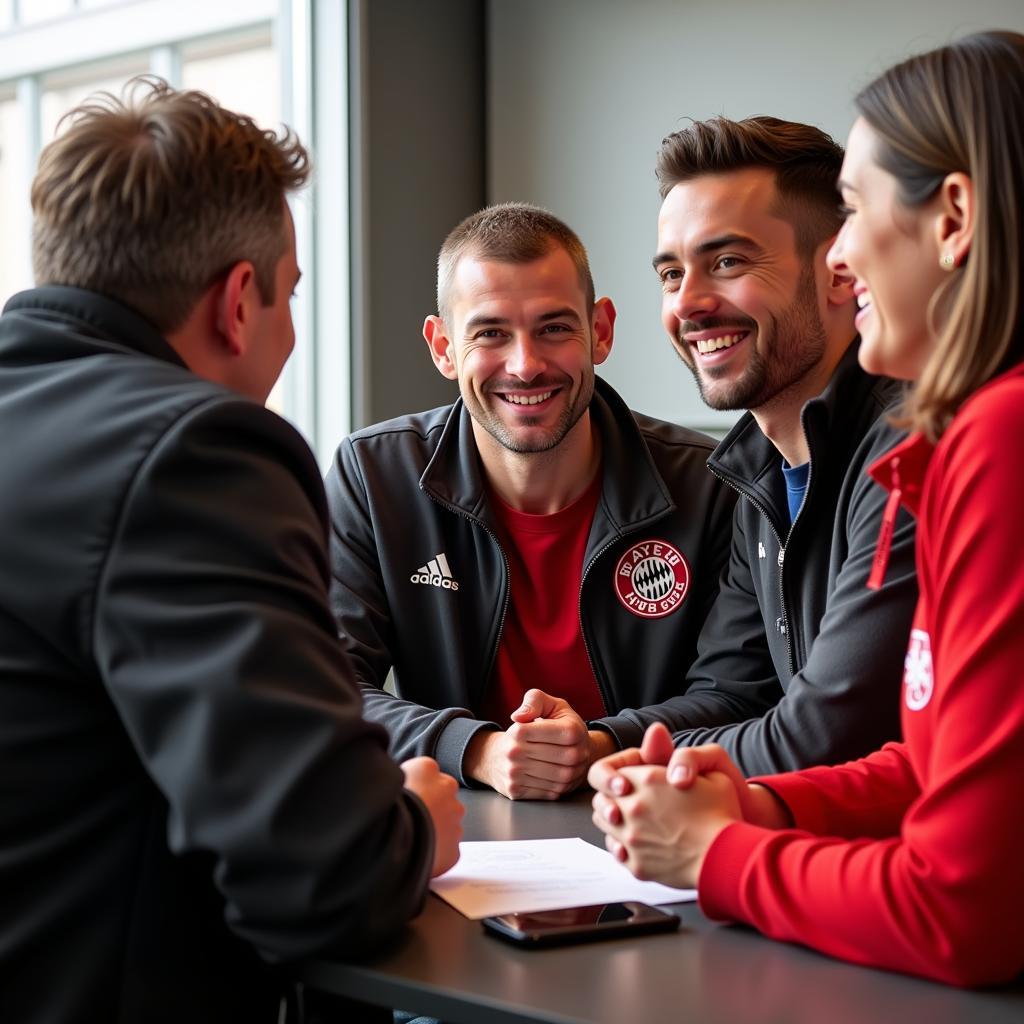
{"left": 590, "top": 30, "right": 1024, "bottom": 986}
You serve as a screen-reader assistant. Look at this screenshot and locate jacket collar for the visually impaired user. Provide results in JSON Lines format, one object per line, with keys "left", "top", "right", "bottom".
{"left": 707, "top": 339, "right": 886, "bottom": 525}
{"left": 862, "top": 430, "right": 930, "bottom": 590}
{"left": 866, "top": 356, "right": 1024, "bottom": 517}
{"left": 2, "top": 286, "right": 189, "bottom": 370}
{"left": 867, "top": 431, "right": 932, "bottom": 518}
{"left": 419, "top": 376, "right": 675, "bottom": 531}
{"left": 863, "top": 359, "right": 1024, "bottom": 588}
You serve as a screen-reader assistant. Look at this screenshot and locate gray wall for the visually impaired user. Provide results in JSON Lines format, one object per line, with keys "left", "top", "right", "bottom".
{"left": 487, "top": 0, "right": 1024, "bottom": 432}
{"left": 350, "top": 0, "right": 484, "bottom": 427}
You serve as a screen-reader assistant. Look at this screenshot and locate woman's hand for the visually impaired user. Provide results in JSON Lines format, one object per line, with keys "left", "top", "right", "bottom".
{"left": 592, "top": 764, "right": 743, "bottom": 889}
{"left": 589, "top": 723, "right": 792, "bottom": 831}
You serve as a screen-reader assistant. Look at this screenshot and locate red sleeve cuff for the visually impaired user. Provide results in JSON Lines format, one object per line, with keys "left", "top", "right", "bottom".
{"left": 748, "top": 772, "right": 833, "bottom": 835}
{"left": 697, "top": 820, "right": 771, "bottom": 923}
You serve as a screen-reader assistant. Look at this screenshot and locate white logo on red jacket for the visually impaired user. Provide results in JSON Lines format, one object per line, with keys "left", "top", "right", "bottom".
{"left": 614, "top": 540, "right": 690, "bottom": 619}
{"left": 903, "top": 628, "right": 933, "bottom": 710}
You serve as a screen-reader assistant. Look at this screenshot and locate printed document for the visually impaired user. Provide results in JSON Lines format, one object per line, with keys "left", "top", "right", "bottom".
{"left": 430, "top": 838, "right": 697, "bottom": 919}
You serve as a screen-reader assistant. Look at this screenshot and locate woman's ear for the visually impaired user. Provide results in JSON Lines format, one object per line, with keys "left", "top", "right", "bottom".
{"left": 934, "top": 172, "right": 975, "bottom": 269}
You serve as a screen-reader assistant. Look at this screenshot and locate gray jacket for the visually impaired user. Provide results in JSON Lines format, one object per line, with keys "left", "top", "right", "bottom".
{"left": 325, "top": 377, "right": 736, "bottom": 782}
{"left": 596, "top": 343, "right": 919, "bottom": 774}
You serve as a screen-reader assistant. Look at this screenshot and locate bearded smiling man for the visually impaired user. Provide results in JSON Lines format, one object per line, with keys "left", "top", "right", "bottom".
{"left": 325, "top": 203, "right": 735, "bottom": 800}
{"left": 679, "top": 257, "right": 827, "bottom": 414}
{"left": 591, "top": 116, "right": 921, "bottom": 787}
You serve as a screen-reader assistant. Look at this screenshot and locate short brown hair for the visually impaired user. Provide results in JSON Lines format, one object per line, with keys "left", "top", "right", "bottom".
{"left": 31, "top": 76, "right": 310, "bottom": 334}
{"left": 855, "top": 31, "right": 1024, "bottom": 440}
{"left": 437, "top": 202, "right": 595, "bottom": 321}
{"left": 656, "top": 116, "right": 844, "bottom": 259}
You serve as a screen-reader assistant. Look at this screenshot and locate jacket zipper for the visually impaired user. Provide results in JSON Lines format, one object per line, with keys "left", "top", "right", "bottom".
{"left": 480, "top": 523, "right": 511, "bottom": 701}
{"left": 423, "top": 491, "right": 510, "bottom": 710}
{"left": 578, "top": 537, "right": 623, "bottom": 716}
{"left": 778, "top": 458, "right": 813, "bottom": 674}
{"left": 708, "top": 464, "right": 796, "bottom": 677}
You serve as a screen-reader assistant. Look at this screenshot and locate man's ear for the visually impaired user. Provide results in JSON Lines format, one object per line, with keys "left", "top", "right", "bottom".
{"left": 215, "top": 261, "right": 259, "bottom": 357}
{"left": 934, "top": 171, "right": 974, "bottom": 268}
{"left": 423, "top": 314, "right": 458, "bottom": 380}
{"left": 591, "top": 297, "right": 616, "bottom": 366}
{"left": 818, "top": 236, "right": 856, "bottom": 310}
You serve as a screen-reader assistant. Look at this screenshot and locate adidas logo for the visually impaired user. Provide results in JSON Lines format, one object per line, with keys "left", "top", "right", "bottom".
{"left": 410, "top": 552, "right": 460, "bottom": 592}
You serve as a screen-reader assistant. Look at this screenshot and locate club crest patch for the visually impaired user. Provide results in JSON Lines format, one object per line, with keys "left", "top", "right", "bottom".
{"left": 903, "top": 628, "right": 934, "bottom": 711}
{"left": 614, "top": 539, "right": 690, "bottom": 619}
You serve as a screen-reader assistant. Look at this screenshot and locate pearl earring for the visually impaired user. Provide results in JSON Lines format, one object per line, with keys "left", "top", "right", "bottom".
{"left": 941, "top": 252, "right": 956, "bottom": 270}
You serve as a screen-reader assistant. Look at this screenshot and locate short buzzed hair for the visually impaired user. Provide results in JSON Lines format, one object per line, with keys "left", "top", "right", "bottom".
{"left": 436, "top": 202, "right": 595, "bottom": 321}
{"left": 656, "top": 115, "right": 844, "bottom": 259}
{"left": 31, "top": 76, "right": 310, "bottom": 334}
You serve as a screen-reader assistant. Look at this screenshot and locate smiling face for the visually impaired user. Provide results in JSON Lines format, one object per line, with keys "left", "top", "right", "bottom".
{"left": 655, "top": 168, "right": 831, "bottom": 413}
{"left": 424, "top": 245, "right": 613, "bottom": 455}
{"left": 827, "top": 118, "right": 946, "bottom": 380}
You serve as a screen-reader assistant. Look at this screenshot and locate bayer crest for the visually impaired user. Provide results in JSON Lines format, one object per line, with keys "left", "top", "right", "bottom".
{"left": 903, "top": 628, "right": 933, "bottom": 711}
{"left": 614, "top": 539, "right": 690, "bottom": 619}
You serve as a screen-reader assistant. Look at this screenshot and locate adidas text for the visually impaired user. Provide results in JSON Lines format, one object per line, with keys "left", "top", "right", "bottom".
{"left": 410, "top": 552, "right": 460, "bottom": 591}
{"left": 410, "top": 572, "right": 459, "bottom": 591}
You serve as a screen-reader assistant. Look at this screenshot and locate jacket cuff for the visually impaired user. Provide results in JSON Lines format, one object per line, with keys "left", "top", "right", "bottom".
{"left": 434, "top": 716, "right": 500, "bottom": 787}
{"left": 588, "top": 714, "right": 642, "bottom": 751}
{"left": 697, "top": 820, "right": 772, "bottom": 923}
{"left": 748, "top": 773, "right": 830, "bottom": 835}
{"left": 399, "top": 788, "right": 436, "bottom": 915}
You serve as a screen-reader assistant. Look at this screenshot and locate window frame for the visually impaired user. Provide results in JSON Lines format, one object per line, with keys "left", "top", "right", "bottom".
{"left": 0, "top": 0, "right": 350, "bottom": 463}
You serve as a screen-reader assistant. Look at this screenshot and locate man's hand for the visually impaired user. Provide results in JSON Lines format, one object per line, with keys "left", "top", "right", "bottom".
{"left": 400, "top": 756, "right": 464, "bottom": 877}
{"left": 591, "top": 764, "right": 742, "bottom": 889}
{"left": 464, "top": 689, "right": 612, "bottom": 800}
{"left": 588, "top": 724, "right": 791, "bottom": 829}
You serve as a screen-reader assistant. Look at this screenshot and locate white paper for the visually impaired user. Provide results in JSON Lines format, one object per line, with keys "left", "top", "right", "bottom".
{"left": 429, "top": 838, "right": 697, "bottom": 919}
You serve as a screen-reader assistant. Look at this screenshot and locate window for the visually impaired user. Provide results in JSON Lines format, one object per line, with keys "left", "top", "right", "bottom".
{"left": 0, "top": 89, "right": 30, "bottom": 299}
{"left": 0, "top": 0, "right": 349, "bottom": 464}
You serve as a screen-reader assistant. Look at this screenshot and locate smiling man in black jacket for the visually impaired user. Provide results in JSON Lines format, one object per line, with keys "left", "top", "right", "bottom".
{"left": 0, "top": 80, "right": 463, "bottom": 1024}
{"left": 326, "top": 203, "right": 735, "bottom": 800}
{"left": 591, "top": 117, "right": 918, "bottom": 792}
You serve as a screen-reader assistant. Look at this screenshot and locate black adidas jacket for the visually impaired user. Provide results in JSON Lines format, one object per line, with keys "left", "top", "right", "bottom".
{"left": 597, "top": 343, "right": 920, "bottom": 774}
{"left": 325, "top": 377, "right": 736, "bottom": 782}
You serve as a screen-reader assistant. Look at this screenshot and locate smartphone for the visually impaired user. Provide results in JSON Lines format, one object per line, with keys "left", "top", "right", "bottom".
{"left": 481, "top": 901, "right": 680, "bottom": 948}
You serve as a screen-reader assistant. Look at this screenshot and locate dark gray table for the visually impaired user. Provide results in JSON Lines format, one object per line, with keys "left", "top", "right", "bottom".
{"left": 300, "top": 790, "right": 1024, "bottom": 1023}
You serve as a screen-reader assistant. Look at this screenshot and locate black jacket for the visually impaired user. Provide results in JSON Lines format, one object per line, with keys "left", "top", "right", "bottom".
{"left": 597, "top": 343, "right": 919, "bottom": 773}
{"left": 0, "top": 288, "right": 434, "bottom": 1024}
{"left": 325, "top": 378, "right": 735, "bottom": 781}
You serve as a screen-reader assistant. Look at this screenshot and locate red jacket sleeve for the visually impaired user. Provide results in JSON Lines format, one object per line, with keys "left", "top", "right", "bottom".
{"left": 751, "top": 742, "right": 917, "bottom": 839}
{"left": 698, "top": 381, "right": 1024, "bottom": 987}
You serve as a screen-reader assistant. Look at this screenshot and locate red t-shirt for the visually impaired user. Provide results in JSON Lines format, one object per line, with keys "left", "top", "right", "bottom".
{"left": 481, "top": 470, "right": 606, "bottom": 726}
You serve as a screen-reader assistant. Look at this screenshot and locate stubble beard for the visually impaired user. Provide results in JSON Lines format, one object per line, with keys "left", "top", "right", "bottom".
{"left": 680, "top": 263, "right": 828, "bottom": 413}
{"left": 465, "top": 371, "right": 594, "bottom": 454}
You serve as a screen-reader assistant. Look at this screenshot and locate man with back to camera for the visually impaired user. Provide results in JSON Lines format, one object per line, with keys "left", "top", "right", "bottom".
{"left": 589, "top": 116, "right": 919, "bottom": 788}
{"left": 325, "top": 203, "right": 736, "bottom": 800}
{"left": 0, "top": 79, "right": 463, "bottom": 1024}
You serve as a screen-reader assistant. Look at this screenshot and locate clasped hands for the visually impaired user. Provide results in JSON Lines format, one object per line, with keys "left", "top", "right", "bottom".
{"left": 464, "top": 688, "right": 618, "bottom": 800}
{"left": 588, "top": 723, "right": 788, "bottom": 890}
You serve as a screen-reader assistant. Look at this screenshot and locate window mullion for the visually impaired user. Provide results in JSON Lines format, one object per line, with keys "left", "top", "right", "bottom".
{"left": 149, "top": 44, "right": 182, "bottom": 88}
{"left": 12, "top": 74, "right": 41, "bottom": 294}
